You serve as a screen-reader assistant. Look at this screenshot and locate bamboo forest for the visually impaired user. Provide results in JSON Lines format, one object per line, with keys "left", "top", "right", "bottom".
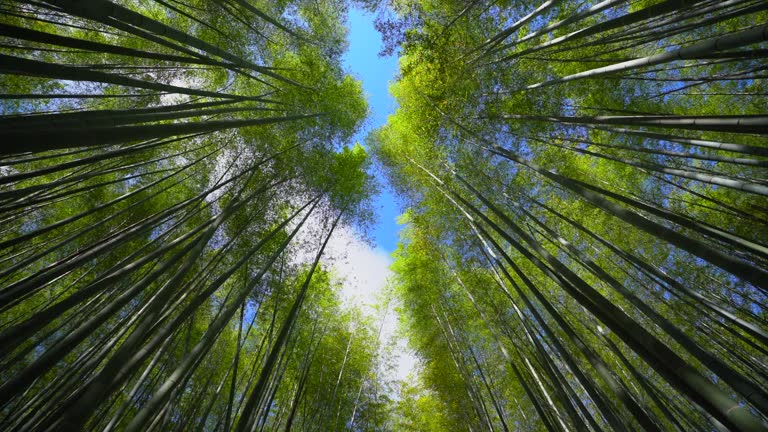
{"left": 1, "top": 0, "right": 767, "bottom": 430}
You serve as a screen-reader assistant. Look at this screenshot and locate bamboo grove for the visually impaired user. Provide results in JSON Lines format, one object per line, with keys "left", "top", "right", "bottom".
{"left": 1, "top": 0, "right": 768, "bottom": 431}
{"left": 0, "top": 0, "right": 394, "bottom": 431}
{"left": 369, "top": 0, "right": 768, "bottom": 431}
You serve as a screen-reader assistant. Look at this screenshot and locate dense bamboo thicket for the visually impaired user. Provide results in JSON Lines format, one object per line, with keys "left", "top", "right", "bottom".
{"left": 0, "top": 1, "right": 390, "bottom": 431}
{"left": 1, "top": 0, "right": 768, "bottom": 431}
{"left": 370, "top": 1, "right": 768, "bottom": 431}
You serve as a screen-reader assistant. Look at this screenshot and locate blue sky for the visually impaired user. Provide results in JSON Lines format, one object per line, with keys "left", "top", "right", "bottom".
{"left": 341, "top": 8, "right": 400, "bottom": 254}
{"left": 335, "top": 8, "right": 418, "bottom": 383}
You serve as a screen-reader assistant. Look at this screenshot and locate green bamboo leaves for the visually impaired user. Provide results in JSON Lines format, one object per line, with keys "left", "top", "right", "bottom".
{"left": 374, "top": 0, "right": 768, "bottom": 431}
{"left": 0, "top": 0, "right": 383, "bottom": 431}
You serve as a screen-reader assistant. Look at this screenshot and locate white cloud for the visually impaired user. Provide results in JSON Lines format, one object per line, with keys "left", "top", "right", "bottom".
{"left": 294, "top": 219, "right": 417, "bottom": 384}
{"left": 323, "top": 225, "right": 391, "bottom": 311}
{"left": 391, "top": 335, "right": 418, "bottom": 383}
{"left": 322, "top": 225, "right": 418, "bottom": 383}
